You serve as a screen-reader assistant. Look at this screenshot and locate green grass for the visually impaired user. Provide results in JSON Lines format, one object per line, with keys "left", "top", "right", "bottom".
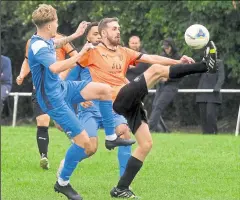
{"left": 2, "top": 126, "right": 240, "bottom": 200}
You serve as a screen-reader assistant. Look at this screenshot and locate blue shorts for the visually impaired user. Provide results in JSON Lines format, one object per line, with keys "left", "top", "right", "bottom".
{"left": 78, "top": 110, "right": 128, "bottom": 138}
{"left": 64, "top": 80, "right": 89, "bottom": 108}
{"left": 113, "top": 111, "right": 128, "bottom": 128}
{"left": 47, "top": 80, "right": 89, "bottom": 138}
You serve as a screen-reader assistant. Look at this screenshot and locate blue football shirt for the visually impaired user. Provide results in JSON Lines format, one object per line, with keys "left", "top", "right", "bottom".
{"left": 28, "top": 35, "right": 65, "bottom": 111}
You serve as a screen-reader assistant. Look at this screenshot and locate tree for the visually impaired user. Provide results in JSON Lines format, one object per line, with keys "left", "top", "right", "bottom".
{"left": 1, "top": 1, "right": 239, "bottom": 127}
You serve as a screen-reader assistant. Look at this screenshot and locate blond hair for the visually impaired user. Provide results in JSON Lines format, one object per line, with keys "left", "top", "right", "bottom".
{"left": 32, "top": 4, "right": 57, "bottom": 27}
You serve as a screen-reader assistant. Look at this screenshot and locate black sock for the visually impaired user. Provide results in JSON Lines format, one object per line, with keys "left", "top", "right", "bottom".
{"left": 36, "top": 126, "right": 49, "bottom": 158}
{"left": 169, "top": 62, "right": 207, "bottom": 79}
{"left": 117, "top": 156, "right": 143, "bottom": 190}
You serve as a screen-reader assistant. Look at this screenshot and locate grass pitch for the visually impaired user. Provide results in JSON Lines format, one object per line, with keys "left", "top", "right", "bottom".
{"left": 1, "top": 126, "right": 239, "bottom": 200}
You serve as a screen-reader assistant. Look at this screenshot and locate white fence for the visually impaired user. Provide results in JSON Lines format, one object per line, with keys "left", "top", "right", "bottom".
{"left": 9, "top": 89, "right": 240, "bottom": 136}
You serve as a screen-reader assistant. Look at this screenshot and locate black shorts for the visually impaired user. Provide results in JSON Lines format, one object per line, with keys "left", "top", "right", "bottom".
{"left": 113, "top": 75, "right": 149, "bottom": 134}
{"left": 32, "top": 89, "right": 45, "bottom": 118}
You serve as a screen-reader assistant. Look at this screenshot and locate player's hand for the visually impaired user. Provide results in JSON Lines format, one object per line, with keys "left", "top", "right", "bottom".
{"left": 79, "top": 42, "right": 95, "bottom": 55}
{"left": 81, "top": 101, "right": 93, "bottom": 108}
{"left": 16, "top": 75, "right": 24, "bottom": 85}
{"left": 75, "top": 21, "right": 90, "bottom": 37}
{"left": 53, "top": 120, "right": 64, "bottom": 132}
{"left": 180, "top": 55, "right": 195, "bottom": 64}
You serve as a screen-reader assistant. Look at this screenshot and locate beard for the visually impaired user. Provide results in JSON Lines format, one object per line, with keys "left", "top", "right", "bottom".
{"left": 107, "top": 35, "right": 121, "bottom": 46}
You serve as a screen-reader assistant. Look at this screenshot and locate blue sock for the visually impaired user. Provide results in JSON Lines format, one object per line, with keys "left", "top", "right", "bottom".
{"left": 118, "top": 146, "right": 131, "bottom": 177}
{"left": 99, "top": 100, "right": 115, "bottom": 136}
{"left": 60, "top": 143, "right": 87, "bottom": 181}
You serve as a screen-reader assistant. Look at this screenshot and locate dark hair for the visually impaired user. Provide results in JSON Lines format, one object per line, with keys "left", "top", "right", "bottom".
{"left": 162, "top": 37, "right": 178, "bottom": 54}
{"left": 98, "top": 17, "right": 119, "bottom": 36}
{"left": 85, "top": 22, "right": 99, "bottom": 37}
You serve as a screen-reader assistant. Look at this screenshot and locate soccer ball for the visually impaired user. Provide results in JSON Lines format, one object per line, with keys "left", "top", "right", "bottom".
{"left": 184, "top": 24, "right": 210, "bottom": 49}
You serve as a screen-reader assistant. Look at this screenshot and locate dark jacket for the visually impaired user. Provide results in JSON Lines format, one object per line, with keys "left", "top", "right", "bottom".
{"left": 160, "top": 38, "right": 182, "bottom": 86}
{"left": 196, "top": 59, "right": 225, "bottom": 104}
{"left": 126, "top": 49, "right": 150, "bottom": 81}
{"left": 1, "top": 55, "right": 12, "bottom": 87}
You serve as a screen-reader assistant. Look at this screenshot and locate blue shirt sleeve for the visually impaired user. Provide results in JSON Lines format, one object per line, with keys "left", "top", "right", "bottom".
{"left": 31, "top": 40, "right": 56, "bottom": 68}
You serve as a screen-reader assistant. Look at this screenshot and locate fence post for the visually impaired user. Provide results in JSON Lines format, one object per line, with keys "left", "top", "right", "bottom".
{"left": 12, "top": 94, "right": 19, "bottom": 127}
{"left": 235, "top": 104, "right": 240, "bottom": 136}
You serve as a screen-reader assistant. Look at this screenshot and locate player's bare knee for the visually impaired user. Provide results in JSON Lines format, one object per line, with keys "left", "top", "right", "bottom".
{"left": 151, "top": 64, "right": 165, "bottom": 75}
{"left": 90, "top": 146, "right": 98, "bottom": 156}
{"left": 90, "top": 139, "right": 98, "bottom": 155}
{"left": 99, "top": 84, "right": 112, "bottom": 100}
{"left": 84, "top": 141, "right": 96, "bottom": 156}
{"left": 140, "top": 139, "right": 153, "bottom": 153}
{"left": 144, "top": 64, "right": 162, "bottom": 82}
{"left": 116, "top": 124, "right": 131, "bottom": 139}
{"left": 87, "top": 149, "right": 96, "bottom": 157}
{"left": 121, "top": 131, "right": 131, "bottom": 139}
{"left": 36, "top": 115, "right": 50, "bottom": 126}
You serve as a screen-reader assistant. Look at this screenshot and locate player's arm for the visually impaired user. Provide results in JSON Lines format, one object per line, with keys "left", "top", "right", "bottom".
{"left": 126, "top": 47, "right": 193, "bottom": 68}
{"left": 16, "top": 58, "right": 31, "bottom": 85}
{"left": 59, "top": 43, "right": 79, "bottom": 80}
{"left": 59, "top": 64, "right": 80, "bottom": 80}
{"left": 138, "top": 54, "right": 181, "bottom": 65}
{"left": 16, "top": 40, "right": 31, "bottom": 85}
{"left": 50, "top": 42, "right": 94, "bottom": 74}
{"left": 59, "top": 69, "right": 72, "bottom": 80}
{"left": 139, "top": 54, "right": 195, "bottom": 65}
{"left": 54, "top": 21, "right": 89, "bottom": 49}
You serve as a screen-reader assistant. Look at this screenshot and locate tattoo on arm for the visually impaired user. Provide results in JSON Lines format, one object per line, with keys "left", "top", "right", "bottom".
{"left": 54, "top": 35, "right": 75, "bottom": 49}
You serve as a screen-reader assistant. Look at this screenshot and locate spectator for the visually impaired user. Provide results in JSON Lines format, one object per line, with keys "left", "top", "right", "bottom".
{"left": 148, "top": 38, "right": 181, "bottom": 133}
{"left": 126, "top": 36, "right": 150, "bottom": 81}
{"left": 196, "top": 59, "right": 225, "bottom": 134}
{"left": 1, "top": 55, "right": 12, "bottom": 114}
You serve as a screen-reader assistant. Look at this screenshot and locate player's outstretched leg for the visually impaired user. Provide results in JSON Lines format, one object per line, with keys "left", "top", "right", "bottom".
{"left": 202, "top": 41, "right": 218, "bottom": 73}
{"left": 168, "top": 40, "right": 218, "bottom": 79}
{"left": 139, "top": 40, "right": 218, "bottom": 90}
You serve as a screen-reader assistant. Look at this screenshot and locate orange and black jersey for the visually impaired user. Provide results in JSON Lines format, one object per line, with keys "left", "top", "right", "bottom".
{"left": 78, "top": 43, "right": 142, "bottom": 100}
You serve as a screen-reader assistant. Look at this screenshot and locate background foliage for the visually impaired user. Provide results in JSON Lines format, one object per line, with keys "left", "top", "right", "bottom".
{"left": 1, "top": 1, "right": 239, "bottom": 130}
